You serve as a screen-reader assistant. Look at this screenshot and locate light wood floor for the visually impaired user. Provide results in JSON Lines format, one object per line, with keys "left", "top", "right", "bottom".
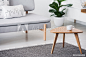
{"left": 0, "top": 20, "right": 86, "bottom": 51}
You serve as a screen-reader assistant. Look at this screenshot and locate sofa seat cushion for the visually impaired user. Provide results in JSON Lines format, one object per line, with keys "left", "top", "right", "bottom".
{"left": 0, "top": 13, "right": 50, "bottom": 26}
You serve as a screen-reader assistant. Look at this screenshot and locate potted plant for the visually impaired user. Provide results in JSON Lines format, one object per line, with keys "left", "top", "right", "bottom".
{"left": 49, "top": 0, "right": 73, "bottom": 26}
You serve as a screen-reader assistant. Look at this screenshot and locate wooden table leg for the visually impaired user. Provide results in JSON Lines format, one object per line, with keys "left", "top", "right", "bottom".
{"left": 25, "top": 30, "right": 28, "bottom": 41}
{"left": 44, "top": 24, "right": 46, "bottom": 41}
{"left": 74, "top": 33, "right": 82, "bottom": 54}
{"left": 63, "top": 33, "right": 65, "bottom": 48}
{"left": 74, "top": 19, "right": 76, "bottom": 23}
{"left": 51, "top": 33, "right": 59, "bottom": 54}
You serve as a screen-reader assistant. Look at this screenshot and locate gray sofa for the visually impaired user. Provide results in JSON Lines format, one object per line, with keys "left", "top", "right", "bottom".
{"left": 0, "top": 0, "right": 51, "bottom": 41}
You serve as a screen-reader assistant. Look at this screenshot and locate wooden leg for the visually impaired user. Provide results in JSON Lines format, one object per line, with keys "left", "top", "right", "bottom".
{"left": 26, "top": 11, "right": 28, "bottom": 14}
{"left": 51, "top": 33, "right": 59, "bottom": 54}
{"left": 63, "top": 23, "right": 64, "bottom": 26}
{"left": 44, "top": 24, "right": 46, "bottom": 41}
{"left": 74, "top": 19, "right": 76, "bottom": 23}
{"left": 25, "top": 30, "right": 28, "bottom": 41}
{"left": 39, "top": 29, "right": 44, "bottom": 31}
{"left": 63, "top": 33, "right": 65, "bottom": 48}
{"left": 74, "top": 33, "right": 82, "bottom": 54}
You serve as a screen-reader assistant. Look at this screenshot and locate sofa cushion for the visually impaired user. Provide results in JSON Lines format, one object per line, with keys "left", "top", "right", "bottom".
{"left": 9, "top": 0, "right": 35, "bottom": 11}
{"left": 0, "top": 13, "right": 50, "bottom": 26}
{"left": 0, "top": 22, "right": 51, "bottom": 33}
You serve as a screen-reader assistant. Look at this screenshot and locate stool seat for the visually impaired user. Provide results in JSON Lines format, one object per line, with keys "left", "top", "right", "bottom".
{"left": 50, "top": 26, "right": 83, "bottom": 54}
{"left": 50, "top": 26, "right": 83, "bottom": 33}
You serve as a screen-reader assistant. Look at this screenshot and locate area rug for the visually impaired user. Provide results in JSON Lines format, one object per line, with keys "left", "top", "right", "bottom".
{"left": 0, "top": 43, "right": 86, "bottom": 57}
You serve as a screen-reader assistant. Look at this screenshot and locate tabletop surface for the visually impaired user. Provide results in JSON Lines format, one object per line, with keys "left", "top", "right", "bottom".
{"left": 50, "top": 26, "right": 83, "bottom": 33}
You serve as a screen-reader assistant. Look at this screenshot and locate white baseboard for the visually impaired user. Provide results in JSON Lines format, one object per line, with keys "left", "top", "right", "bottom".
{"left": 66, "top": 17, "right": 86, "bottom": 25}
{"left": 51, "top": 17, "right": 86, "bottom": 25}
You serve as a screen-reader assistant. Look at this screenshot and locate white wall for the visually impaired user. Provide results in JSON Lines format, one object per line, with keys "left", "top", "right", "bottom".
{"left": 66, "top": 0, "right": 82, "bottom": 9}
{"left": 29, "top": 0, "right": 86, "bottom": 25}
{"left": 29, "top": 0, "right": 53, "bottom": 18}
{"left": 66, "top": 0, "right": 86, "bottom": 25}
{"left": 30, "top": 0, "right": 82, "bottom": 17}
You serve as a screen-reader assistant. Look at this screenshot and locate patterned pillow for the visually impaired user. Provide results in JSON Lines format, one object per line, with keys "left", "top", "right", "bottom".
{"left": 2, "top": 5, "right": 26, "bottom": 19}
{"left": 0, "top": 0, "right": 9, "bottom": 18}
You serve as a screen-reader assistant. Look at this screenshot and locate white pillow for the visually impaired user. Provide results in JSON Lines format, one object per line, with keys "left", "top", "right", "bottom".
{"left": 0, "top": 10, "right": 3, "bottom": 18}
{"left": 2, "top": 5, "right": 26, "bottom": 19}
{"left": 0, "top": 0, "right": 9, "bottom": 18}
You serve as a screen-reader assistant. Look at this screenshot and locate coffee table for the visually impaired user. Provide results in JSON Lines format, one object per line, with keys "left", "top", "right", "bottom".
{"left": 50, "top": 26, "right": 83, "bottom": 54}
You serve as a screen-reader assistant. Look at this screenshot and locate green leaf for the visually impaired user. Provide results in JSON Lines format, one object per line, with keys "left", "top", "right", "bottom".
{"left": 56, "top": 0, "right": 66, "bottom": 6}
{"left": 66, "top": 4, "right": 73, "bottom": 7}
{"left": 50, "top": 14, "right": 55, "bottom": 17}
{"left": 60, "top": 11, "right": 65, "bottom": 15}
{"left": 59, "top": 0, "right": 66, "bottom": 2}
{"left": 54, "top": 0, "right": 56, "bottom": 1}
{"left": 49, "top": 9, "right": 56, "bottom": 13}
{"left": 55, "top": 0, "right": 66, "bottom": 2}
{"left": 54, "top": 11, "right": 62, "bottom": 17}
{"left": 59, "top": 4, "right": 72, "bottom": 8}
{"left": 49, "top": 2, "right": 59, "bottom": 11}
{"left": 59, "top": 5, "right": 66, "bottom": 7}
{"left": 62, "top": 8, "right": 66, "bottom": 12}
{"left": 54, "top": 11, "right": 65, "bottom": 17}
{"left": 49, "top": 0, "right": 73, "bottom": 17}
{"left": 56, "top": 0, "right": 61, "bottom": 6}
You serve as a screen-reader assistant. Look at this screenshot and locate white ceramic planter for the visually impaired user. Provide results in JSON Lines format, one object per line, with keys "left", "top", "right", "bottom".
{"left": 53, "top": 17, "right": 64, "bottom": 27}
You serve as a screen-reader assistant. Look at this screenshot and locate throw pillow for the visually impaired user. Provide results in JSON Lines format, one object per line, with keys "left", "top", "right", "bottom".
{"left": 0, "top": 0, "right": 9, "bottom": 18}
{"left": 2, "top": 5, "right": 26, "bottom": 19}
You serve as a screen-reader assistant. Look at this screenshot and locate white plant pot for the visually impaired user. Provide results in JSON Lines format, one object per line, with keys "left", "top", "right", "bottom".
{"left": 54, "top": 17, "right": 64, "bottom": 27}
